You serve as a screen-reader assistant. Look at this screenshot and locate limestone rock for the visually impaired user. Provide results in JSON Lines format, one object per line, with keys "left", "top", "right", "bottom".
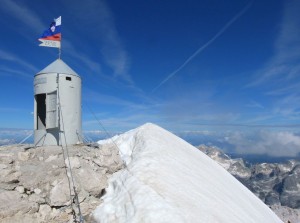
{"left": 45, "top": 154, "right": 58, "bottom": 162}
{"left": 49, "top": 178, "right": 71, "bottom": 207}
{"left": 0, "top": 144, "right": 124, "bottom": 222}
{"left": 0, "top": 164, "right": 8, "bottom": 169}
{"left": 0, "top": 190, "right": 38, "bottom": 218}
{"left": 4, "top": 171, "right": 21, "bottom": 184}
{"left": 29, "top": 193, "right": 45, "bottom": 204}
{"left": 15, "top": 186, "right": 25, "bottom": 194}
{"left": 65, "top": 156, "right": 81, "bottom": 169}
{"left": 0, "top": 153, "right": 14, "bottom": 164}
{"left": 38, "top": 204, "right": 52, "bottom": 221}
{"left": 18, "top": 152, "right": 30, "bottom": 161}
{"left": 79, "top": 168, "right": 107, "bottom": 197}
{"left": 34, "top": 188, "right": 42, "bottom": 194}
{"left": 93, "top": 145, "right": 124, "bottom": 173}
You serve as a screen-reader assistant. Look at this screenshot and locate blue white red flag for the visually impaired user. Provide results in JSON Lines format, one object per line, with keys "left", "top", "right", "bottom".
{"left": 39, "top": 16, "right": 61, "bottom": 48}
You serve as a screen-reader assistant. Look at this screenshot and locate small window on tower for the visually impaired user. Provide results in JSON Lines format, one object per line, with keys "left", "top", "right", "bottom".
{"left": 66, "top": 77, "right": 72, "bottom": 81}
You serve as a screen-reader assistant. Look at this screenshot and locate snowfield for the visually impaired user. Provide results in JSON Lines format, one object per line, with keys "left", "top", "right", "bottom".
{"left": 94, "top": 123, "right": 282, "bottom": 223}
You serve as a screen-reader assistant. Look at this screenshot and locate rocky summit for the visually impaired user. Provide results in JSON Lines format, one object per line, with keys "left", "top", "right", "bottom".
{"left": 0, "top": 143, "right": 124, "bottom": 223}
{"left": 0, "top": 133, "right": 298, "bottom": 223}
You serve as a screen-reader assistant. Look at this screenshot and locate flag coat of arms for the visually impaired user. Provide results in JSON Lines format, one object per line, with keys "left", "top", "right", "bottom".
{"left": 39, "top": 16, "right": 61, "bottom": 48}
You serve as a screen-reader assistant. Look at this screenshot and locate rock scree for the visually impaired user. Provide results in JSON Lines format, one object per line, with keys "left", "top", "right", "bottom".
{"left": 0, "top": 143, "right": 124, "bottom": 223}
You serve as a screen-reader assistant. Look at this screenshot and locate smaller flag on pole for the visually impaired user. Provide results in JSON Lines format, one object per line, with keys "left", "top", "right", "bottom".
{"left": 39, "top": 16, "right": 61, "bottom": 48}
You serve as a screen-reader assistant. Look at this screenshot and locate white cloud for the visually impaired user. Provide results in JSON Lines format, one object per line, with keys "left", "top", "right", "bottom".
{"left": 246, "top": 100, "right": 264, "bottom": 109}
{"left": 0, "top": 129, "right": 33, "bottom": 145}
{"left": 0, "top": 49, "right": 38, "bottom": 73}
{"left": 181, "top": 130, "right": 215, "bottom": 136}
{"left": 63, "top": 0, "right": 132, "bottom": 84}
{"left": 245, "top": 0, "right": 300, "bottom": 125}
{"left": 0, "top": 107, "right": 29, "bottom": 113}
{"left": 266, "top": 82, "right": 300, "bottom": 96}
{"left": 63, "top": 40, "right": 103, "bottom": 75}
{"left": 224, "top": 130, "right": 300, "bottom": 157}
{"left": 272, "top": 94, "right": 300, "bottom": 118}
{"left": 250, "top": 0, "right": 300, "bottom": 86}
{"left": 0, "top": 1, "right": 41, "bottom": 77}
{"left": 0, "top": 66, "right": 32, "bottom": 78}
{"left": 0, "top": 129, "right": 32, "bottom": 135}
{"left": 84, "top": 89, "right": 152, "bottom": 111}
{"left": 0, "top": 139, "right": 12, "bottom": 145}
{"left": 0, "top": 0, "right": 44, "bottom": 33}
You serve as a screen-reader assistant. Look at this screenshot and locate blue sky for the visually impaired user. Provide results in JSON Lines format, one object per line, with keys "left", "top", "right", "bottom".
{"left": 0, "top": 0, "right": 300, "bottom": 156}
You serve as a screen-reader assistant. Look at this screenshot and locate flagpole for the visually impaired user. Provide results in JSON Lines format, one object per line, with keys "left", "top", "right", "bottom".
{"left": 58, "top": 16, "right": 62, "bottom": 59}
{"left": 58, "top": 32, "right": 62, "bottom": 59}
{"left": 58, "top": 45, "right": 61, "bottom": 59}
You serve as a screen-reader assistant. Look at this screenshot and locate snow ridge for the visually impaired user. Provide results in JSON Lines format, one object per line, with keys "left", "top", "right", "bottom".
{"left": 94, "top": 123, "right": 283, "bottom": 223}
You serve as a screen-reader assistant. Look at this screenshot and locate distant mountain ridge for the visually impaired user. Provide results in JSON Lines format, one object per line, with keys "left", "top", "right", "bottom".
{"left": 198, "top": 145, "right": 300, "bottom": 209}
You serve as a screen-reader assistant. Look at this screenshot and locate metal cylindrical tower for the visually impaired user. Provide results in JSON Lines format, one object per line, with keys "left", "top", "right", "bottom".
{"left": 34, "top": 59, "right": 82, "bottom": 146}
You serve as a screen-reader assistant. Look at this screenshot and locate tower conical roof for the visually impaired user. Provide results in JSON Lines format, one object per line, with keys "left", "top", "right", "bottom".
{"left": 36, "top": 59, "right": 79, "bottom": 76}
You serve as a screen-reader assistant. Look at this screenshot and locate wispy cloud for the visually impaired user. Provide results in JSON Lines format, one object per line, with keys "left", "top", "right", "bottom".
{"left": 151, "top": 2, "right": 252, "bottom": 93}
{"left": 0, "top": 1, "right": 42, "bottom": 77}
{"left": 63, "top": 40, "right": 102, "bottom": 75}
{"left": 83, "top": 89, "right": 155, "bottom": 113}
{"left": 0, "top": 49, "right": 38, "bottom": 74}
{"left": 245, "top": 100, "right": 264, "bottom": 109}
{"left": 83, "top": 113, "right": 160, "bottom": 132}
{"left": 0, "top": 107, "right": 29, "bottom": 113}
{"left": 245, "top": 0, "right": 300, "bottom": 126}
{"left": 0, "top": 128, "right": 33, "bottom": 145}
{"left": 224, "top": 130, "right": 300, "bottom": 157}
{"left": 0, "top": 139, "right": 12, "bottom": 145}
{"left": 64, "top": 0, "right": 132, "bottom": 84}
{"left": 266, "top": 82, "right": 300, "bottom": 96}
{"left": 249, "top": 0, "right": 300, "bottom": 86}
{"left": 0, "top": 0, "right": 44, "bottom": 34}
{"left": 272, "top": 94, "right": 300, "bottom": 118}
{"left": 0, "top": 66, "right": 32, "bottom": 78}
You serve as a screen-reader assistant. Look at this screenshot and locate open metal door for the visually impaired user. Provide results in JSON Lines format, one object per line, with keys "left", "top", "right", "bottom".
{"left": 46, "top": 91, "right": 58, "bottom": 129}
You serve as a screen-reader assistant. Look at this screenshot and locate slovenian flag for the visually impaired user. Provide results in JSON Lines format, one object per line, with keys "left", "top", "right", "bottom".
{"left": 39, "top": 16, "right": 61, "bottom": 48}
